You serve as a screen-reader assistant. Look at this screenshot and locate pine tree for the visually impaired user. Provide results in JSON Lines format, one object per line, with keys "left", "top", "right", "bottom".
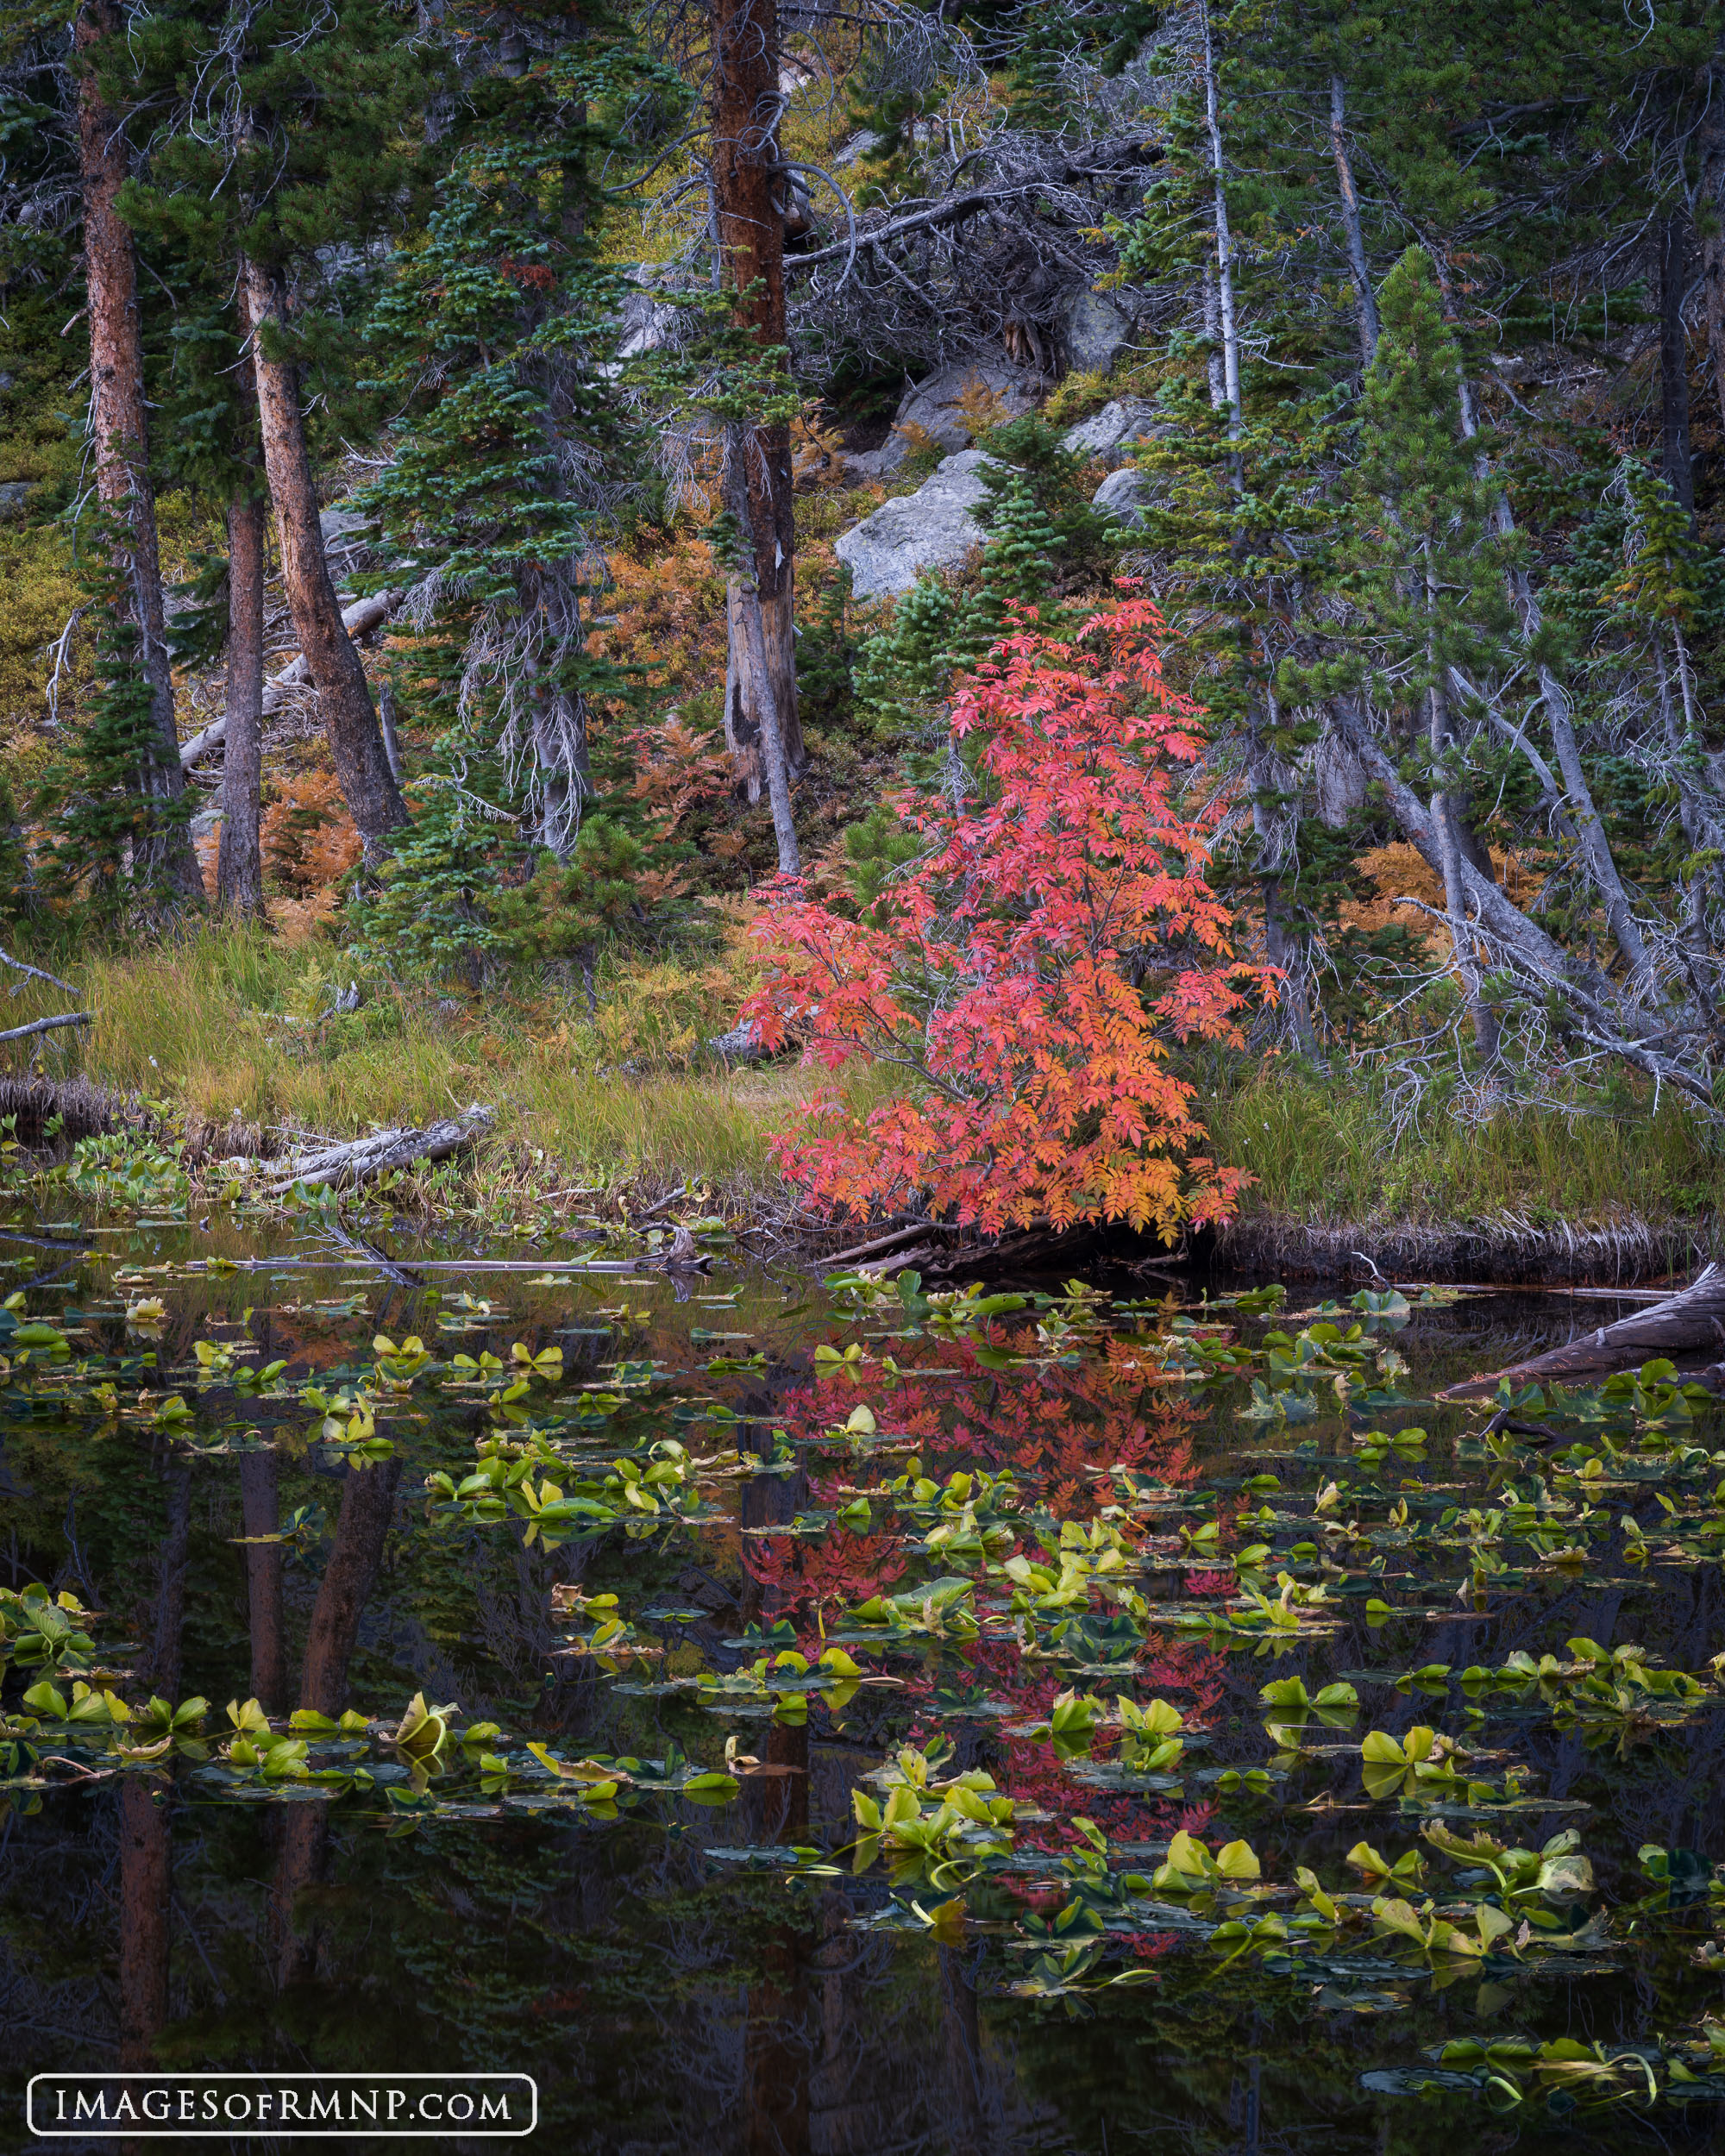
{"left": 356, "top": 0, "right": 648, "bottom": 860}
{"left": 1287, "top": 247, "right": 1517, "bottom": 1066}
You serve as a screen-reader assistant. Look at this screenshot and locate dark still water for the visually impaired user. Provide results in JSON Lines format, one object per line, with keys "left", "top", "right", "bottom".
{"left": 2, "top": 1213, "right": 1723, "bottom": 2152}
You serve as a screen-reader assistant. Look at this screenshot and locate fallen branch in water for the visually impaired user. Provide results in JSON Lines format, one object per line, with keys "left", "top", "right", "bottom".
{"left": 0, "top": 1012, "right": 93, "bottom": 1044}
{"left": 263, "top": 1106, "right": 493, "bottom": 1194}
{"left": 1442, "top": 1263, "right": 1725, "bottom": 1396}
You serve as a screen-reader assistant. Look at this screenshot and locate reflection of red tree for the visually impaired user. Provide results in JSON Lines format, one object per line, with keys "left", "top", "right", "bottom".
{"left": 737, "top": 1332, "right": 1226, "bottom": 1849}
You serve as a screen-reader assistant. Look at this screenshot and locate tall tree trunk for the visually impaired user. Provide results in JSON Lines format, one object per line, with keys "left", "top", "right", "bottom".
{"left": 216, "top": 492, "right": 267, "bottom": 913}
{"left": 1440, "top": 274, "right": 1665, "bottom": 1002}
{"left": 1199, "top": 0, "right": 1242, "bottom": 461}
{"left": 1251, "top": 705, "right": 1321, "bottom": 1060}
{"left": 712, "top": 0, "right": 805, "bottom": 798}
{"left": 218, "top": 271, "right": 267, "bottom": 913}
{"left": 1659, "top": 210, "right": 1695, "bottom": 517}
{"left": 1427, "top": 557, "right": 1498, "bottom": 1066}
{"left": 1328, "top": 75, "right": 1380, "bottom": 365}
{"left": 74, "top": 0, "right": 201, "bottom": 901}
{"left": 241, "top": 255, "right": 405, "bottom": 854}
{"left": 1701, "top": 58, "right": 1725, "bottom": 433}
{"left": 724, "top": 425, "right": 800, "bottom": 873}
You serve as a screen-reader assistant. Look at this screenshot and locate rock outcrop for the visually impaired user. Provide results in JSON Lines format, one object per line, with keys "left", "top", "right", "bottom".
{"left": 835, "top": 450, "right": 999, "bottom": 600}
{"left": 1059, "top": 398, "right": 1165, "bottom": 468}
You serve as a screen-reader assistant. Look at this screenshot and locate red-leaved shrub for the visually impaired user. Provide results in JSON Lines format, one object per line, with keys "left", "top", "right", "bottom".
{"left": 743, "top": 596, "right": 1266, "bottom": 1236}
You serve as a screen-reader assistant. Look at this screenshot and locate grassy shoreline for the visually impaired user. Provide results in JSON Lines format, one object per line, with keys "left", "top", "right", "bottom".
{"left": 4, "top": 927, "right": 1722, "bottom": 1271}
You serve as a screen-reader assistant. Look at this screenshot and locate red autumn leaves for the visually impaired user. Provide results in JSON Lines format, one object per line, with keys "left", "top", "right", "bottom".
{"left": 744, "top": 596, "right": 1268, "bottom": 1236}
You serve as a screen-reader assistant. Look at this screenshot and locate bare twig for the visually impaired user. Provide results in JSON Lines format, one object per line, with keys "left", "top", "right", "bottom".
{"left": 0, "top": 948, "right": 79, "bottom": 998}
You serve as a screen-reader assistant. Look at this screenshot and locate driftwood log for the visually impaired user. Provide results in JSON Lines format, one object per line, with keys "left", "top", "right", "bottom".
{"left": 264, "top": 1106, "right": 492, "bottom": 1194}
{"left": 1443, "top": 1263, "right": 1725, "bottom": 1398}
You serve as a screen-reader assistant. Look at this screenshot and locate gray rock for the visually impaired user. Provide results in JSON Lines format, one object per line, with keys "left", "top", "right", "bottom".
{"left": 835, "top": 449, "right": 999, "bottom": 600}
{"left": 707, "top": 1020, "right": 766, "bottom": 1065}
{"left": 0, "top": 373, "right": 14, "bottom": 394}
{"left": 1090, "top": 466, "right": 1163, "bottom": 529}
{"left": 1063, "top": 287, "right": 1135, "bottom": 374}
{"left": 319, "top": 505, "right": 371, "bottom": 548}
{"left": 0, "top": 480, "right": 31, "bottom": 522}
{"left": 877, "top": 359, "right": 1038, "bottom": 473}
{"left": 188, "top": 802, "right": 224, "bottom": 841}
{"left": 831, "top": 128, "right": 885, "bottom": 169}
{"left": 1059, "top": 398, "right": 1165, "bottom": 469}
{"left": 617, "top": 267, "right": 685, "bottom": 360}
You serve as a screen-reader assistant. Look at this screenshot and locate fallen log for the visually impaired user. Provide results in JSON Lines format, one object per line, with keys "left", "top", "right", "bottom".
{"left": 0, "top": 1012, "right": 92, "bottom": 1045}
{"left": 180, "top": 589, "right": 400, "bottom": 768}
{"left": 1441, "top": 1263, "right": 1725, "bottom": 1398}
{"left": 264, "top": 1105, "right": 492, "bottom": 1194}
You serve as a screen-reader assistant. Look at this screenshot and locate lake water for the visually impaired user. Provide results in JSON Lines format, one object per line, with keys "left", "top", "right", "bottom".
{"left": 1, "top": 1211, "right": 1722, "bottom": 2151}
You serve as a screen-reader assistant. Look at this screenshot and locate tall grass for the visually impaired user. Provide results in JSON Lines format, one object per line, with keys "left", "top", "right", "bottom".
{"left": 2, "top": 923, "right": 827, "bottom": 1203}
{"left": 1203, "top": 1062, "right": 1725, "bottom": 1225}
{"left": 15, "top": 924, "right": 1720, "bottom": 1224}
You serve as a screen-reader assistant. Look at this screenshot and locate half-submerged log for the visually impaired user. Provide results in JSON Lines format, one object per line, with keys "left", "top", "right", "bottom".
{"left": 265, "top": 1106, "right": 492, "bottom": 1194}
{"left": 1443, "top": 1263, "right": 1725, "bottom": 1398}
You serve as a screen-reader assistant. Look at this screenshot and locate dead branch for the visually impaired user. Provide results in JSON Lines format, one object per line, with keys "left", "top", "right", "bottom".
{"left": 179, "top": 589, "right": 401, "bottom": 768}
{"left": 0, "top": 1012, "right": 94, "bottom": 1045}
{"left": 0, "top": 948, "right": 79, "bottom": 997}
{"left": 1442, "top": 1263, "right": 1725, "bottom": 1395}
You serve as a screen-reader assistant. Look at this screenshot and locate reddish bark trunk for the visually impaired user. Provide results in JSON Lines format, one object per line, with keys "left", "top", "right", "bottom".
{"left": 74, "top": 0, "right": 201, "bottom": 900}
{"left": 712, "top": 0, "right": 805, "bottom": 787}
{"left": 242, "top": 256, "right": 405, "bottom": 852}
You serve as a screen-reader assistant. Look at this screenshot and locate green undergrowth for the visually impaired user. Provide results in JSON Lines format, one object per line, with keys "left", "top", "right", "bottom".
{"left": 1207, "top": 1063, "right": 1725, "bottom": 1228}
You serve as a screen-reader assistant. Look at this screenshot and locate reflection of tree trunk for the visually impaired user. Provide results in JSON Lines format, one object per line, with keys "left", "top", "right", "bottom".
{"left": 742, "top": 1915, "right": 811, "bottom": 2156}
{"left": 73, "top": 1, "right": 200, "bottom": 899}
{"left": 142, "top": 1466, "right": 192, "bottom": 1702}
{"left": 940, "top": 1946, "right": 987, "bottom": 2156}
{"left": 116, "top": 1779, "right": 172, "bottom": 2067}
{"left": 116, "top": 1457, "right": 191, "bottom": 2077}
{"left": 298, "top": 1459, "right": 399, "bottom": 1716}
{"left": 241, "top": 1449, "right": 285, "bottom": 1714}
{"left": 270, "top": 1459, "right": 399, "bottom": 1985}
{"left": 745, "top": 1715, "right": 809, "bottom": 1846}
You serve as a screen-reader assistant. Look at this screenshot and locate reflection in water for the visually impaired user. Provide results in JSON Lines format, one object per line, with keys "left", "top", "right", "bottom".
{"left": 271, "top": 1457, "right": 403, "bottom": 1989}
{"left": 3, "top": 1240, "right": 1725, "bottom": 2152}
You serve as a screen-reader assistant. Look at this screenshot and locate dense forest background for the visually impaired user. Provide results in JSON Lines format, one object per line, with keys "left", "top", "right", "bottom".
{"left": 3, "top": 0, "right": 1725, "bottom": 1239}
